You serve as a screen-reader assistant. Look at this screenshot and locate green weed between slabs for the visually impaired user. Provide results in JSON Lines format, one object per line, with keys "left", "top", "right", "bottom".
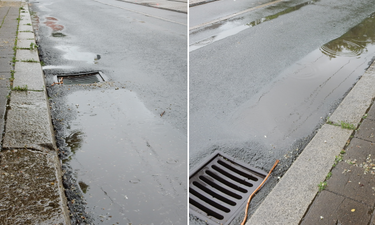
{"left": 340, "top": 121, "right": 356, "bottom": 130}
{"left": 326, "top": 172, "right": 332, "bottom": 180}
{"left": 318, "top": 182, "right": 327, "bottom": 192}
{"left": 332, "top": 155, "right": 343, "bottom": 168}
{"left": 40, "top": 61, "right": 45, "bottom": 66}
{"left": 12, "top": 85, "right": 28, "bottom": 91}
{"left": 30, "top": 42, "right": 38, "bottom": 50}
{"left": 21, "top": 59, "right": 38, "bottom": 63}
{"left": 326, "top": 120, "right": 356, "bottom": 130}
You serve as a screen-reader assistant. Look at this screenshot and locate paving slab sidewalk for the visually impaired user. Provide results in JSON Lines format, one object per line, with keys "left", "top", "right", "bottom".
{"left": 300, "top": 102, "right": 375, "bottom": 225}
{"left": 0, "top": 1, "right": 70, "bottom": 224}
{"left": 246, "top": 60, "right": 375, "bottom": 225}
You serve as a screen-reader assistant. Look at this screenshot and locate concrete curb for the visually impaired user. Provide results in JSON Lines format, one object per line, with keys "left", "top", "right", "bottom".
{"left": 118, "top": 0, "right": 187, "bottom": 13}
{"left": 0, "top": 2, "right": 71, "bottom": 224}
{"left": 189, "top": 0, "right": 217, "bottom": 7}
{"left": 246, "top": 61, "right": 375, "bottom": 225}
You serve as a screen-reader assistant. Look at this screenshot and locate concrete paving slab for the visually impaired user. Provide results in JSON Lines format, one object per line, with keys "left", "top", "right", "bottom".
{"left": 0, "top": 36, "right": 16, "bottom": 44}
{"left": 329, "top": 66, "right": 375, "bottom": 126}
{"left": 301, "top": 191, "right": 372, "bottom": 225}
{"left": 337, "top": 198, "right": 372, "bottom": 224}
{"left": 345, "top": 137, "right": 375, "bottom": 160}
{"left": 0, "top": 71, "right": 12, "bottom": 80}
{"left": 0, "top": 1, "right": 21, "bottom": 6}
{"left": 18, "top": 23, "right": 32, "bottom": 32}
{"left": 366, "top": 103, "right": 375, "bottom": 121}
{"left": 0, "top": 48, "right": 14, "bottom": 56}
{"left": 3, "top": 21, "right": 19, "bottom": 28}
{"left": 0, "top": 26, "right": 17, "bottom": 34}
{"left": 3, "top": 91, "right": 55, "bottom": 150}
{"left": 16, "top": 39, "right": 35, "bottom": 49}
{"left": 20, "top": 12, "right": 30, "bottom": 21}
{"left": 246, "top": 124, "right": 352, "bottom": 225}
{"left": 355, "top": 119, "right": 375, "bottom": 142}
{"left": 0, "top": 72, "right": 11, "bottom": 89}
{"left": 326, "top": 159, "right": 375, "bottom": 206}
{"left": 0, "top": 58, "right": 12, "bottom": 72}
{"left": 0, "top": 37, "right": 16, "bottom": 47}
{"left": 16, "top": 49, "right": 39, "bottom": 62}
{"left": 20, "top": 17, "right": 32, "bottom": 24}
{"left": 0, "top": 87, "right": 9, "bottom": 143}
{"left": 300, "top": 190, "right": 345, "bottom": 225}
{"left": 20, "top": 21, "right": 32, "bottom": 26}
{"left": 13, "top": 61, "right": 45, "bottom": 90}
{"left": 17, "top": 31, "right": 35, "bottom": 40}
{"left": 0, "top": 149, "right": 70, "bottom": 224}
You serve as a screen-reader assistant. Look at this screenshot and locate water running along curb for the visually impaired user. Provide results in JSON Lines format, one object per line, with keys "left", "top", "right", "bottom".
{"left": 0, "top": 1, "right": 70, "bottom": 224}
{"left": 245, "top": 60, "right": 375, "bottom": 225}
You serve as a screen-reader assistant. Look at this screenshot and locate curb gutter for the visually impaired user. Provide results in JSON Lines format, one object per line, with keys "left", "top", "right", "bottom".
{"left": 246, "top": 61, "right": 375, "bottom": 225}
{"left": 0, "top": 1, "right": 71, "bottom": 224}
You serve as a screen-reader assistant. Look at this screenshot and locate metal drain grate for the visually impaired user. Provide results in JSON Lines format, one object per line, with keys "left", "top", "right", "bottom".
{"left": 55, "top": 71, "right": 106, "bottom": 85}
{"left": 189, "top": 151, "right": 267, "bottom": 225}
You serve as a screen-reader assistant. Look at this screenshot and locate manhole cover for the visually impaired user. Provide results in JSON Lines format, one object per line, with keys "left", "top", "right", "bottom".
{"left": 189, "top": 151, "right": 267, "bottom": 225}
{"left": 55, "top": 71, "right": 106, "bottom": 85}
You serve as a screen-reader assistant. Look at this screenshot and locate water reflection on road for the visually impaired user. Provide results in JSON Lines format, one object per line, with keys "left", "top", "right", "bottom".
{"left": 64, "top": 88, "right": 186, "bottom": 224}
{"left": 228, "top": 12, "right": 375, "bottom": 160}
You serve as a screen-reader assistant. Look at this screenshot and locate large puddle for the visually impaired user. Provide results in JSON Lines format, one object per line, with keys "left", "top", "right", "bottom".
{"left": 55, "top": 45, "right": 97, "bottom": 64}
{"left": 62, "top": 88, "right": 187, "bottom": 224}
{"left": 228, "top": 12, "right": 375, "bottom": 153}
{"left": 190, "top": 0, "right": 319, "bottom": 51}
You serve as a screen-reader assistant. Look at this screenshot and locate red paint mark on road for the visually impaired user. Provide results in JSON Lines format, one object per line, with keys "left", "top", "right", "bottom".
{"left": 44, "top": 16, "right": 64, "bottom": 31}
{"left": 46, "top": 17, "right": 58, "bottom": 21}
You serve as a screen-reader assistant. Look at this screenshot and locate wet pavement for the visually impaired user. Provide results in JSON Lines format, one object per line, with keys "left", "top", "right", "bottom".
{"left": 29, "top": 0, "right": 187, "bottom": 223}
{"left": 0, "top": 2, "right": 70, "bottom": 224}
{"left": 190, "top": 0, "right": 375, "bottom": 224}
{"left": 190, "top": 0, "right": 319, "bottom": 51}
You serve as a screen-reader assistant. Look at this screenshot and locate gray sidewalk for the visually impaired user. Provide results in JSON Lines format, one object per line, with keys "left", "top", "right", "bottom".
{"left": 0, "top": 1, "right": 18, "bottom": 137}
{"left": 0, "top": 1, "right": 70, "bottom": 224}
{"left": 300, "top": 102, "right": 375, "bottom": 224}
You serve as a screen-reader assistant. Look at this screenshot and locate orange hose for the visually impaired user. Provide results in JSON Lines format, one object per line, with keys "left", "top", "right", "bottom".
{"left": 241, "top": 159, "right": 279, "bottom": 225}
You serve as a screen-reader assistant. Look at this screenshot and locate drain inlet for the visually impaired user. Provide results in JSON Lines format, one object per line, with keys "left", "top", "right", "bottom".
{"left": 54, "top": 71, "right": 106, "bottom": 85}
{"left": 189, "top": 151, "right": 268, "bottom": 225}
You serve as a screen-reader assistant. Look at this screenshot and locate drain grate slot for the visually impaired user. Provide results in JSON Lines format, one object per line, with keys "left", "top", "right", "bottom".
{"left": 55, "top": 71, "right": 106, "bottom": 85}
{"left": 189, "top": 151, "right": 268, "bottom": 225}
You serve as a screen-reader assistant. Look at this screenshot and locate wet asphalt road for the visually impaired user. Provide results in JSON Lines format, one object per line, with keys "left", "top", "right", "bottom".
{"left": 29, "top": 0, "right": 186, "bottom": 224}
{"left": 190, "top": 0, "right": 375, "bottom": 224}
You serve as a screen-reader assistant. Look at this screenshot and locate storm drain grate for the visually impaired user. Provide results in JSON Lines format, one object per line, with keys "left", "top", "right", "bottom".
{"left": 189, "top": 151, "right": 267, "bottom": 225}
{"left": 55, "top": 71, "right": 106, "bottom": 85}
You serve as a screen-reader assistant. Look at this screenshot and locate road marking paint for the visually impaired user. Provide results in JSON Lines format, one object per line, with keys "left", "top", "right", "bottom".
{"left": 190, "top": 0, "right": 283, "bottom": 30}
